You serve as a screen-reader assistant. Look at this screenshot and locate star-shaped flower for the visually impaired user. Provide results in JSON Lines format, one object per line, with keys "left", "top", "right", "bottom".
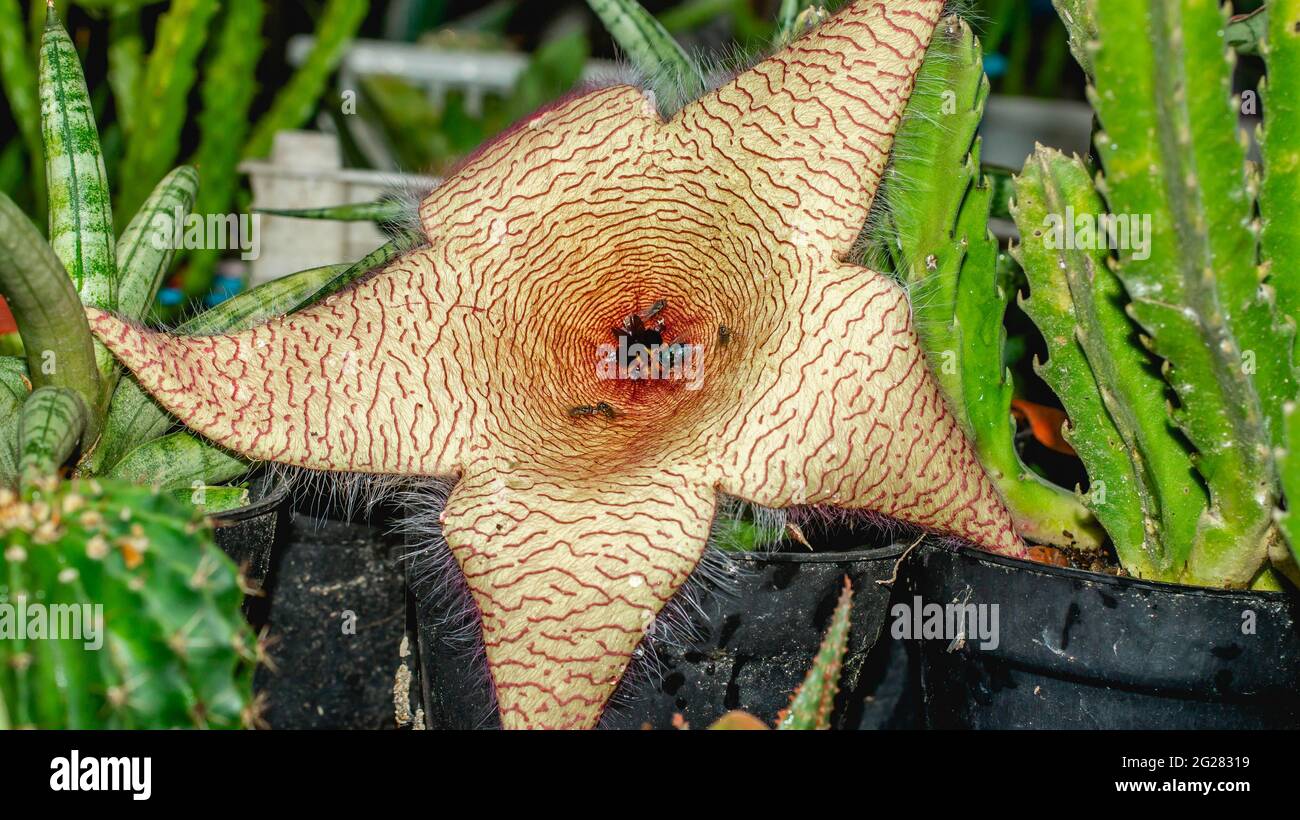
{"left": 89, "top": 0, "right": 1021, "bottom": 728}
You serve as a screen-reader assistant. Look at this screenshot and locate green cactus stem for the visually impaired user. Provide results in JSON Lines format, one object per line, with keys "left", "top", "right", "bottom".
{"left": 1051, "top": 0, "right": 1096, "bottom": 76}
{"left": 185, "top": 0, "right": 266, "bottom": 292}
{"left": 256, "top": 197, "right": 408, "bottom": 224}
{"left": 1280, "top": 401, "right": 1300, "bottom": 565}
{"left": 883, "top": 17, "right": 1102, "bottom": 550}
{"left": 1090, "top": 0, "right": 1290, "bottom": 587}
{"left": 0, "top": 0, "right": 45, "bottom": 216}
{"left": 0, "top": 478, "right": 255, "bottom": 729}
{"left": 243, "top": 0, "right": 367, "bottom": 160}
{"left": 584, "top": 0, "right": 704, "bottom": 106}
{"left": 114, "top": 0, "right": 217, "bottom": 227}
{"left": 1261, "top": 0, "right": 1300, "bottom": 367}
{"left": 776, "top": 576, "right": 852, "bottom": 730}
{"left": 1012, "top": 148, "right": 1206, "bottom": 581}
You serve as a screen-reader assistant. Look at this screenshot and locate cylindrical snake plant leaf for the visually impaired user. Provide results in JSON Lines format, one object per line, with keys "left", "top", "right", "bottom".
{"left": 40, "top": 5, "right": 118, "bottom": 399}
{"left": 883, "top": 17, "right": 1101, "bottom": 550}
{"left": 17, "top": 385, "right": 86, "bottom": 485}
{"left": 187, "top": 0, "right": 265, "bottom": 293}
{"left": 244, "top": 0, "right": 366, "bottom": 160}
{"left": 115, "top": 165, "right": 199, "bottom": 321}
{"left": 584, "top": 0, "right": 704, "bottom": 109}
{"left": 292, "top": 232, "right": 421, "bottom": 309}
{"left": 1091, "top": 0, "right": 1287, "bottom": 586}
{"left": 1260, "top": 0, "right": 1300, "bottom": 368}
{"left": 114, "top": 0, "right": 217, "bottom": 227}
{"left": 0, "top": 192, "right": 100, "bottom": 440}
{"left": 1012, "top": 148, "right": 1206, "bottom": 581}
{"left": 86, "top": 262, "right": 350, "bottom": 475}
{"left": 256, "top": 198, "right": 407, "bottom": 224}
{"left": 105, "top": 430, "right": 246, "bottom": 490}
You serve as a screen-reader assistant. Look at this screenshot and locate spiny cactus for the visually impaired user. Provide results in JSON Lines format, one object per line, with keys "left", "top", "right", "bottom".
{"left": 873, "top": 16, "right": 1102, "bottom": 551}
{"left": 1000, "top": 0, "right": 1298, "bottom": 588}
{"left": 1083, "top": 0, "right": 1293, "bottom": 587}
{"left": 0, "top": 478, "right": 255, "bottom": 729}
{"left": 705, "top": 574, "right": 855, "bottom": 731}
{"left": 777, "top": 576, "right": 854, "bottom": 730}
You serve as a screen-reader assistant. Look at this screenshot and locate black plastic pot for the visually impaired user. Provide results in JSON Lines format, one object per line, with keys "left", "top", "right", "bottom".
{"left": 409, "top": 543, "right": 916, "bottom": 729}
{"left": 210, "top": 472, "right": 291, "bottom": 587}
{"left": 910, "top": 542, "right": 1300, "bottom": 729}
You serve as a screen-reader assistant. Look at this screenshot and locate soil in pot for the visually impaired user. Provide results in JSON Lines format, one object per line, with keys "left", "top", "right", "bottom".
{"left": 252, "top": 483, "right": 410, "bottom": 729}
{"left": 908, "top": 541, "right": 1300, "bottom": 729}
{"left": 408, "top": 516, "right": 923, "bottom": 729}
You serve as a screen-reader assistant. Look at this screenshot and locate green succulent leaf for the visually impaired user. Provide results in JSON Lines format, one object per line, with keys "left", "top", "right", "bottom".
{"left": 116, "top": 165, "right": 199, "bottom": 321}
{"left": 105, "top": 430, "right": 247, "bottom": 490}
{"left": 1091, "top": 0, "right": 1286, "bottom": 586}
{"left": 1227, "top": 6, "right": 1267, "bottom": 56}
{"left": 0, "top": 191, "right": 101, "bottom": 440}
{"left": 1012, "top": 148, "right": 1205, "bottom": 580}
{"left": 881, "top": 17, "right": 1101, "bottom": 550}
{"left": 106, "top": 4, "right": 144, "bottom": 141}
{"left": 39, "top": 4, "right": 118, "bottom": 394}
{"left": 0, "top": 356, "right": 30, "bottom": 486}
{"left": 1261, "top": 0, "right": 1300, "bottom": 368}
{"left": 186, "top": 0, "right": 266, "bottom": 293}
{"left": 18, "top": 385, "right": 86, "bottom": 485}
{"left": 0, "top": 0, "right": 45, "bottom": 215}
{"left": 115, "top": 0, "right": 217, "bottom": 226}
{"left": 294, "top": 233, "right": 421, "bottom": 310}
{"left": 176, "top": 484, "right": 250, "bottom": 514}
{"left": 256, "top": 198, "right": 408, "bottom": 224}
